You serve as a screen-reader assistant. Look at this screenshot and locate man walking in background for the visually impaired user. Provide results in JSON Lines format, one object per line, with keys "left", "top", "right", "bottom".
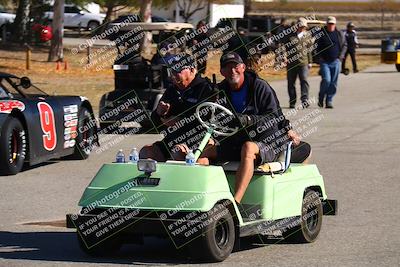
{"left": 284, "top": 17, "right": 314, "bottom": 109}
{"left": 342, "top": 22, "right": 359, "bottom": 73}
{"left": 316, "top": 16, "right": 347, "bottom": 109}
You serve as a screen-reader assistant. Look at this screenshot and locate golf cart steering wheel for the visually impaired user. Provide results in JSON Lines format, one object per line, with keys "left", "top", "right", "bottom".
{"left": 195, "top": 102, "right": 238, "bottom": 136}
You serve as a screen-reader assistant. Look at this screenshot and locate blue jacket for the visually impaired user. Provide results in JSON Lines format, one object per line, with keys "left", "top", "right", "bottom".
{"left": 218, "top": 70, "right": 291, "bottom": 149}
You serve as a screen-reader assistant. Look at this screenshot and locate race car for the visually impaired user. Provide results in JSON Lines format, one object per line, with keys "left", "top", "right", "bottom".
{"left": 0, "top": 72, "right": 98, "bottom": 175}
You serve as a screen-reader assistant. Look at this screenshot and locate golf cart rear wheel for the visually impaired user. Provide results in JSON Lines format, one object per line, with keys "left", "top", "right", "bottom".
{"left": 77, "top": 232, "right": 122, "bottom": 256}
{"left": 0, "top": 117, "right": 27, "bottom": 175}
{"left": 284, "top": 189, "right": 323, "bottom": 243}
{"left": 396, "top": 64, "right": 400, "bottom": 72}
{"left": 73, "top": 107, "right": 95, "bottom": 159}
{"left": 190, "top": 204, "right": 235, "bottom": 262}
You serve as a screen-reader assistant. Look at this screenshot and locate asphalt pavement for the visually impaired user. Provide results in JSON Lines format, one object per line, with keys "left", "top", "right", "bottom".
{"left": 0, "top": 63, "right": 399, "bottom": 266}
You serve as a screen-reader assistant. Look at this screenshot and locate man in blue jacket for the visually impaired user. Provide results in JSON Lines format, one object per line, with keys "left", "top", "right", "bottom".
{"left": 316, "top": 16, "right": 347, "bottom": 108}
{"left": 201, "top": 52, "right": 309, "bottom": 204}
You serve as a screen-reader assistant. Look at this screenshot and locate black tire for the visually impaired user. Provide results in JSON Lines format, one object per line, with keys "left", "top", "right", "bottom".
{"left": 396, "top": 64, "right": 400, "bottom": 72}
{"left": 77, "top": 231, "right": 121, "bottom": 257}
{"left": 98, "top": 95, "right": 113, "bottom": 133}
{"left": 87, "top": 21, "right": 100, "bottom": 31}
{"left": 190, "top": 204, "right": 235, "bottom": 262}
{"left": 73, "top": 107, "right": 95, "bottom": 159}
{"left": 283, "top": 189, "right": 323, "bottom": 243}
{"left": 0, "top": 117, "right": 27, "bottom": 175}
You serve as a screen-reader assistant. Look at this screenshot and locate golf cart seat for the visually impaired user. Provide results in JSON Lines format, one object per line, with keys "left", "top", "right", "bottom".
{"left": 221, "top": 141, "right": 292, "bottom": 174}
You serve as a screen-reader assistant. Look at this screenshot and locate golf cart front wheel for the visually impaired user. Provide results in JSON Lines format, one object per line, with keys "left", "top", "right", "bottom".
{"left": 190, "top": 204, "right": 235, "bottom": 262}
{"left": 284, "top": 189, "right": 323, "bottom": 243}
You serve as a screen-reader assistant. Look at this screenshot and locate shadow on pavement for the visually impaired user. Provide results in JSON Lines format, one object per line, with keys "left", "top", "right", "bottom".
{"left": 362, "top": 70, "right": 399, "bottom": 74}
{"left": 0, "top": 231, "right": 292, "bottom": 264}
{"left": 20, "top": 161, "right": 58, "bottom": 172}
{"left": 0, "top": 231, "right": 190, "bottom": 264}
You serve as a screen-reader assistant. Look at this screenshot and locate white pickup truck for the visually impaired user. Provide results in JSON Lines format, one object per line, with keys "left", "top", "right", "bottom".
{"left": 45, "top": 4, "right": 105, "bottom": 30}
{"left": 0, "top": 7, "right": 15, "bottom": 30}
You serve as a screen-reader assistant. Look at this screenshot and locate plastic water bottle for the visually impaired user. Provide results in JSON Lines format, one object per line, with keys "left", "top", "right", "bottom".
{"left": 115, "top": 149, "right": 125, "bottom": 163}
{"left": 129, "top": 147, "right": 139, "bottom": 163}
{"left": 185, "top": 149, "right": 195, "bottom": 166}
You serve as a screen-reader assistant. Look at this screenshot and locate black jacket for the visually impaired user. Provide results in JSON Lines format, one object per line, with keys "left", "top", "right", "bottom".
{"left": 151, "top": 74, "right": 215, "bottom": 127}
{"left": 218, "top": 71, "right": 291, "bottom": 145}
{"left": 344, "top": 30, "right": 358, "bottom": 51}
{"left": 316, "top": 27, "right": 347, "bottom": 62}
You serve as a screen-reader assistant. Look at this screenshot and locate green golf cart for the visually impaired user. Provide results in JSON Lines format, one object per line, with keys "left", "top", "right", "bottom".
{"left": 67, "top": 102, "right": 337, "bottom": 262}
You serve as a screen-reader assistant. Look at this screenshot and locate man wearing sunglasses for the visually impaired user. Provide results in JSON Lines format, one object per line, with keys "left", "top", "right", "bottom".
{"left": 139, "top": 53, "right": 215, "bottom": 161}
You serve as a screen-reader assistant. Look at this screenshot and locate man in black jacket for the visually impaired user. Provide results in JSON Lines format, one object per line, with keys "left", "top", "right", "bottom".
{"left": 342, "top": 22, "right": 359, "bottom": 73}
{"left": 139, "top": 53, "right": 215, "bottom": 161}
{"left": 316, "top": 16, "right": 347, "bottom": 108}
{"left": 201, "top": 52, "right": 306, "bottom": 204}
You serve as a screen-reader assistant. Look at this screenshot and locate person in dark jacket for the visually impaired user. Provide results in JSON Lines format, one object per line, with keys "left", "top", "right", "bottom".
{"left": 200, "top": 52, "right": 308, "bottom": 204}
{"left": 139, "top": 53, "right": 215, "bottom": 161}
{"left": 342, "top": 22, "right": 359, "bottom": 73}
{"left": 316, "top": 16, "right": 347, "bottom": 108}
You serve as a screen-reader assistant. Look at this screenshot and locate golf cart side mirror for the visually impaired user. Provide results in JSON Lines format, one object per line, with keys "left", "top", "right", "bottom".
{"left": 20, "top": 77, "right": 31, "bottom": 89}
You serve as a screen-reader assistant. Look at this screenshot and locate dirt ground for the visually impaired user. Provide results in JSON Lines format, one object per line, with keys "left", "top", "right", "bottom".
{"left": 0, "top": 46, "right": 380, "bottom": 112}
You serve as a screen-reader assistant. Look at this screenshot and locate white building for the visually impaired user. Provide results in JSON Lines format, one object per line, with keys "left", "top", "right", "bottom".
{"left": 152, "top": 0, "right": 244, "bottom": 27}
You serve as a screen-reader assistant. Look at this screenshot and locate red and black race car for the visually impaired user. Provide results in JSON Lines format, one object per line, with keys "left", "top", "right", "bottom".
{"left": 0, "top": 72, "right": 98, "bottom": 175}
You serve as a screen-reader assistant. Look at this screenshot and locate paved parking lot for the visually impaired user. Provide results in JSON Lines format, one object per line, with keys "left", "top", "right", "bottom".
{"left": 0, "top": 64, "right": 399, "bottom": 266}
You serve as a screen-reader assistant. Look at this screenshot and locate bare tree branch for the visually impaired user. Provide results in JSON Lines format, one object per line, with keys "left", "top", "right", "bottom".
{"left": 114, "top": 5, "right": 128, "bottom": 12}
{"left": 185, "top": 0, "right": 206, "bottom": 22}
{"left": 177, "top": 0, "right": 184, "bottom": 10}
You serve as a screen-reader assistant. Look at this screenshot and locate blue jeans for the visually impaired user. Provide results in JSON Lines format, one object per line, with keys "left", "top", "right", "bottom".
{"left": 319, "top": 59, "right": 341, "bottom": 104}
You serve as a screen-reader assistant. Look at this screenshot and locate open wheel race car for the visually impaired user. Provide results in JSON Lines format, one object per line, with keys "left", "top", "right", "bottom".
{"left": 67, "top": 102, "right": 337, "bottom": 262}
{"left": 0, "top": 72, "right": 98, "bottom": 175}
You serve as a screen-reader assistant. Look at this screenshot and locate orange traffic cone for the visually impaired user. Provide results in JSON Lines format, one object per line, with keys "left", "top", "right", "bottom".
{"left": 64, "top": 60, "right": 68, "bottom": 70}
{"left": 56, "top": 61, "right": 61, "bottom": 70}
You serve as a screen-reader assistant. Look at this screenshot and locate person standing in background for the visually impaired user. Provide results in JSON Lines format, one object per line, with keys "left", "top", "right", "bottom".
{"left": 342, "top": 22, "right": 359, "bottom": 73}
{"left": 284, "top": 17, "right": 314, "bottom": 109}
{"left": 316, "top": 16, "right": 347, "bottom": 109}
